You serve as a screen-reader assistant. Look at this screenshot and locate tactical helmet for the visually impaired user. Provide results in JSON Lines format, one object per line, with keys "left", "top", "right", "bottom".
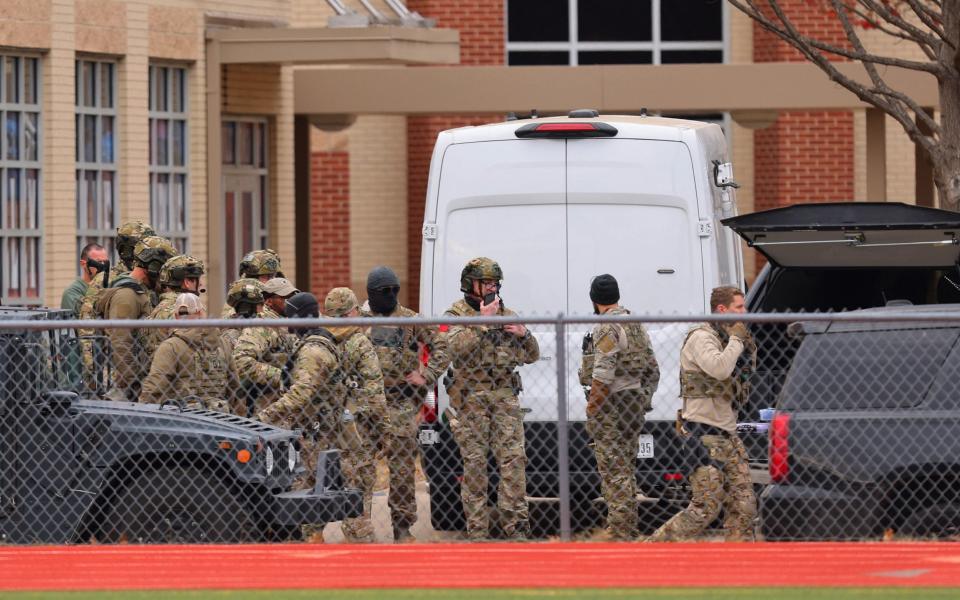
{"left": 227, "top": 278, "right": 265, "bottom": 308}
{"left": 133, "top": 236, "right": 179, "bottom": 278}
{"left": 324, "top": 287, "right": 359, "bottom": 317}
{"left": 238, "top": 249, "right": 282, "bottom": 278}
{"left": 460, "top": 257, "right": 503, "bottom": 293}
{"left": 158, "top": 255, "right": 205, "bottom": 290}
{"left": 116, "top": 221, "right": 156, "bottom": 269}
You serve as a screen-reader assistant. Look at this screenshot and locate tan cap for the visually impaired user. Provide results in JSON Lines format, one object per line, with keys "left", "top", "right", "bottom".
{"left": 262, "top": 277, "right": 299, "bottom": 298}
{"left": 324, "top": 287, "right": 359, "bottom": 317}
{"left": 174, "top": 293, "right": 206, "bottom": 316}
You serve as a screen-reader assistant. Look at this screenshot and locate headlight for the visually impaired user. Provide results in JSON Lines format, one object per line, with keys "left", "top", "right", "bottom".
{"left": 265, "top": 445, "right": 275, "bottom": 475}
{"left": 288, "top": 442, "right": 298, "bottom": 471}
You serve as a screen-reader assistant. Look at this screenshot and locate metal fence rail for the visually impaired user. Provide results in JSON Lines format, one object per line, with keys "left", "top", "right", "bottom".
{"left": 2, "top": 308, "right": 960, "bottom": 544}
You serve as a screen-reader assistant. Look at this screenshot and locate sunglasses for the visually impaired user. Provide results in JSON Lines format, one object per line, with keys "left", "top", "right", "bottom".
{"left": 376, "top": 286, "right": 400, "bottom": 294}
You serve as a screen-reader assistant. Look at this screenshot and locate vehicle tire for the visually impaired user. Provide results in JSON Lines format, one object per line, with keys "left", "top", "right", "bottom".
{"left": 898, "top": 503, "right": 960, "bottom": 539}
{"left": 100, "top": 465, "right": 257, "bottom": 543}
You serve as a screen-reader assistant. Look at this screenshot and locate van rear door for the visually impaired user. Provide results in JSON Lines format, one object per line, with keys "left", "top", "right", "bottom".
{"left": 430, "top": 140, "right": 567, "bottom": 415}
{"left": 566, "top": 138, "right": 706, "bottom": 420}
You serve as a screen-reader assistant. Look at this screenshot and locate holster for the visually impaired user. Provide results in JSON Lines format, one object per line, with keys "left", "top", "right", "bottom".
{"left": 510, "top": 371, "right": 523, "bottom": 395}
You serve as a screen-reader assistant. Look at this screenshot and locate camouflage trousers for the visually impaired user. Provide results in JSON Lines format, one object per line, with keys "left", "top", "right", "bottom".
{"left": 585, "top": 390, "right": 648, "bottom": 540}
{"left": 450, "top": 388, "right": 529, "bottom": 540}
{"left": 385, "top": 385, "right": 424, "bottom": 533}
{"left": 648, "top": 433, "right": 757, "bottom": 542}
{"left": 340, "top": 402, "right": 388, "bottom": 543}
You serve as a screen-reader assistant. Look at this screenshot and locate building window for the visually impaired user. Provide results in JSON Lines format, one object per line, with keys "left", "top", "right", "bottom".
{"left": 221, "top": 118, "right": 269, "bottom": 281}
{"left": 76, "top": 58, "right": 118, "bottom": 270}
{"left": 0, "top": 54, "right": 41, "bottom": 306}
{"left": 149, "top": 64, "right": 189, "bottom": 251}
{"left": 507, "top": 0, "right": 725, "bottom": 66}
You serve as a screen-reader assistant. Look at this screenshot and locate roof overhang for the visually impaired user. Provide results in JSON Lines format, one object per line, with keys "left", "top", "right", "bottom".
{"left": 293, "top": 62, "right": 937, "bottom": 114}
{"left": 207, "top": 26, "right": 459, "bottom": 65}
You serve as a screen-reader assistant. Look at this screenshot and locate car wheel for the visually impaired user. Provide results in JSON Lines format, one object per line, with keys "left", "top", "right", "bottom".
{"left": 100, "top": 465, "right": 257, "bottom": 543}
{"left": 898, "top": 502, "right": 960, "bottom": 539}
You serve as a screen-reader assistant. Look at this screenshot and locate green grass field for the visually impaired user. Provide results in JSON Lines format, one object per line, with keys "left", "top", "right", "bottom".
{"left": 1, "top": 590, "right": 957, "bottom": 600}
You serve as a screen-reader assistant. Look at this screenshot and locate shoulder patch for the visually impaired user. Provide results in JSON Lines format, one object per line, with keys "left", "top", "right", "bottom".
{"left": 595, "top": 333, "right": 617, "bottom": 353}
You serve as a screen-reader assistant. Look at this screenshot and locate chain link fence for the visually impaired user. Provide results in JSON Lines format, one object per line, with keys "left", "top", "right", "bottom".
{"left": 2, "top": 306, "right": 960, "bottom": 544}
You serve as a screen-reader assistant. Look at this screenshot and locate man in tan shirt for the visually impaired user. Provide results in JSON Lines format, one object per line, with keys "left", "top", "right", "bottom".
{"left": 646, "top": 285, "right": 757, "bottom": 542}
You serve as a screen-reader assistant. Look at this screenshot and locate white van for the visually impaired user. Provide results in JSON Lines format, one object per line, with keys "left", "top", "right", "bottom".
{"left": 417, "top": 111, "right": 744, "bottom": 533}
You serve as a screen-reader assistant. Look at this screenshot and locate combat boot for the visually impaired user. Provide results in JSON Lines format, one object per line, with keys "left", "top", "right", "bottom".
{"left": 506, "top": 520, "right": 531, "bottom": 541}
{"left": 393, "top": 525, "right": 415, "bottom": 543}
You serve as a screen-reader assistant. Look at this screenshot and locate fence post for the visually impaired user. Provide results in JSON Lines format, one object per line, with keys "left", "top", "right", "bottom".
{"left": 554, "top": 314, "right": 572, "bottom": 541}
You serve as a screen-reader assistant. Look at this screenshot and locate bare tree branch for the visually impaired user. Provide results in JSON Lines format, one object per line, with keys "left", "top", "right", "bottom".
{"left": 839, "top": 1, "right": 939, "bottom": 59}
{"left": 857, "top": 0, "right": 942, "bottom": 48}
{"left": 900, "top": 0, "right": 951, "bottom": 45}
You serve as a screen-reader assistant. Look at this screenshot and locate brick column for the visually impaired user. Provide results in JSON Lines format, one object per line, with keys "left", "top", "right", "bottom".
{"left": 405, "top": 0, "right": 505, "bottom": 310}
{"left": 753, "top": 3, "right": 855, "bottom": 212}
{"left": 310, "top": 151, "right": 351, "bottom": 296}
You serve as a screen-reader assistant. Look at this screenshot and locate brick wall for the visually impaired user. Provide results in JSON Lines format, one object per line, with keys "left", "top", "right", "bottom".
{"left": 310, "top": 151, "right": 351, "bottom": 296}
{"left": 404, "top": 0, "right": 504, "bottom": 310}
{"left": 752, "top": 1, "right": 855, "bottom": 272}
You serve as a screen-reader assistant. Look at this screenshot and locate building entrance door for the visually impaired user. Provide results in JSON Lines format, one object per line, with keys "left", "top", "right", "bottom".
{"left": 222, "top": 118, "right": 269, "bottom": 284}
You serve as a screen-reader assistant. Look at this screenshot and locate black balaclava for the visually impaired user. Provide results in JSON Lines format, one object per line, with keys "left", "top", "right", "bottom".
{"left": 367, "top": 266, "right": 400, "bottom": 315}
{"left": 590, "top": 274, "right": 620, "bottom": 314}
{"left": 285, "top": 292, "right": 320, "bottom": 335}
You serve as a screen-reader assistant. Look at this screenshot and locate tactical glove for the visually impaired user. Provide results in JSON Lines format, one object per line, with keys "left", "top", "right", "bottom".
{"left": 726, "top": 322, "right": 750, "bottom": 342}
{"left": 586, "top": 380, "right": 610, "bottom": 418}
{"left": 280, "top": 365, "right": 292, "bottom": 390}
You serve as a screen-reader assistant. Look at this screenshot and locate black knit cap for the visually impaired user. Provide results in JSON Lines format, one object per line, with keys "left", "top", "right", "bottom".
{"left": 367, "top": 265, "right": 400, "bottom": 292}
{"left": 285, "top": 292, "right": 319, "bottom": 319}
{"left": 589, "top": 274, "right": 620, "bottom": 305}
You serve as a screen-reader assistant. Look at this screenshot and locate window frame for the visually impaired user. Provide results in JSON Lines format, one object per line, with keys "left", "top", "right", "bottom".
{"left": 148, "top": 62, "right": 190, "bottom": 253}
{"left": 0, "top": 53, "right": 43, "bottom": 306}
{"left": 505, "top": 0, "right": 729, "bottom": 66}
{"left": 75, "top": 57, "right": 119, "bottom": 272}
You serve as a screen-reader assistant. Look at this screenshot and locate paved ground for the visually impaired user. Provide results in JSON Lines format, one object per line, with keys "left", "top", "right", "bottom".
{"left": 1, "top": 543, "right": 959, "bottom": 590}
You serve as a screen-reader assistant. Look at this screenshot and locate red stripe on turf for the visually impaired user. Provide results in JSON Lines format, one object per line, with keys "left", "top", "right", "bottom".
{"left": 1, "top": 543, "right": 959, "bottom": 590}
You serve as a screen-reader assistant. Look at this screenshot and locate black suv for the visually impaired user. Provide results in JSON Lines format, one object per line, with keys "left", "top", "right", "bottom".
{"left": 760, "top": 307, "right": 960, "bottom": 540}
{"left": 0, "top": 307, "right": 362, "bottom": 543}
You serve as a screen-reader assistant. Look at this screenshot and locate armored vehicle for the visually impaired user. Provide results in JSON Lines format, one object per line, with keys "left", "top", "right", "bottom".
{"left": 0, "top": 307, "right": 361, "bottom": 543}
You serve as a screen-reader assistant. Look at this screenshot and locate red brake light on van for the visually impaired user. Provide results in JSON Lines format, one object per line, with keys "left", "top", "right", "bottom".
{"left": 515, "top": 122, "right": 618, "bottom": 138}
{"left": 769, "top": 412, "right": 791, "bottom": 483}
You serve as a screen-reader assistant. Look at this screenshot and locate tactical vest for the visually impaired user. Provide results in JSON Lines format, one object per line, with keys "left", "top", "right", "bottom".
{"left": 679, "top": 324, "right": 736, "bottom": 401}
{"left": 288, "top": 329, "right": 343, "bottom": 428}
{"left": 171, "top": 330, "right": 230, "bottom": 411}
{"left": 610, "top": 309, "right": 660, "bottom": 385}
{"left": 365, "top": 306, "right": 420, "bottom": 381}
{"left": 445, "top": 299, "right": 526, "bottom": 384}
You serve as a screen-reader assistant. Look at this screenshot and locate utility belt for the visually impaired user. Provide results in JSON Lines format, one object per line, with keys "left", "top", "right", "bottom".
{"left": 674, "top": 412, "right": 733, "bottom": 471}
{"left": 384, "top": 382, "right": 426, "bottom": 400}
{"left": 461, "top": 371, "right": 522, "bottom": 394}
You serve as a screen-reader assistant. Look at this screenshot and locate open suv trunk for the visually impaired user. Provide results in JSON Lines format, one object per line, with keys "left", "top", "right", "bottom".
{"left": 722, "top": 202, "right": 960, "bottom": 463}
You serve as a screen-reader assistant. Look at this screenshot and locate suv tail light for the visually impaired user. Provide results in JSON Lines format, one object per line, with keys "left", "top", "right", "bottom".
{"left": 515, "top": 122, "right": 618, "bottom": 138}
{"left": 769, "top": 412, "right": 791, "bottom": 483}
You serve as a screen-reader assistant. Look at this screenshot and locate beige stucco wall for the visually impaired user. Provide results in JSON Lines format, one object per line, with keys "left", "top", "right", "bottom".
{"left": 0, "top": 0, "right": 298, "bottom": 306}
{"left": 347, "top": 115, "right": 409, "bottom": 304}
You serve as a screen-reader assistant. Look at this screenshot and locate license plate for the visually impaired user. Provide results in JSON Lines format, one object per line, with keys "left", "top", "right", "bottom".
{"left": 637, "top": 434, "right": 654, "bottom": 459}
{"left": 418, "top": 429, "right": 440, "bottom": 446}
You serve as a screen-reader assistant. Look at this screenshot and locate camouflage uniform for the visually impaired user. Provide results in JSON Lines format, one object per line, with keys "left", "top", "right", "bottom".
{"left": 362, "top": 300, "right": 449, "bottom": 539}
{"left": 581, "top": 306, "right": 660, "bottom": 540}
{"left": 94, "top": 236, "right": 178, "bottom": 401}
{"left": 646, "top": 322, "right": 757, "bottom": 542}
{"left": 443, "top": 258, "right": 540, "bottom": 540}
{"left": 221, "top": 279, "right": 265, "bottom": 415}
{"left": 139, "top": 327, "right": 230, "bottom": 411}
{"left": 76, "top": 221, "right": 155, "bottom": 390}
{"left": 232, "top": 306, "right": 295, "bottom": 417}
{"left": 326, "top": 287, "right": 389, "bottom": 543}
{"left": 222, "top": 249, "right": 283, "bottom": 319}
{"left": 143, "top": 255, "right": 205, "bottom": 357}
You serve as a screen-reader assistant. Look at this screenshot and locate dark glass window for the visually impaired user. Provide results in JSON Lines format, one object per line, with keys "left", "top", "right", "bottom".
{"left": 508, "top": 51, "right": 571, "bottom": 66}
{"left": 661, "top": 50, "right": 723, "bottom": 64}
{"left": 578, "top": 0, "right": 651, "bottom": 41}
{"left": 578, "top": 51, "right": 653, "bottom": 65}
{"left": 508, "top": 0, "right": 569, "bottom": 42}
{"left": 661, "top": 0, "right": 723, "bottom": 41}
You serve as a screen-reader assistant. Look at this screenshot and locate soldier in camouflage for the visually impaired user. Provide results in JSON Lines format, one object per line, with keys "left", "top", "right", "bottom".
{"left": 580, "top": 274, "right": 660, "bottom": 540}
{"left": 221, "top": 278, "right": 266, "bottom": 415}
{"left": 140, "top": 294, "right": 229, "bottom": 411}
{"left": 646, "top": 286, "right": 757, "bottom": 542}
{"left": 222, "top": 249, "right": 284, "bottom": 318}
{"left": 362, "top": 266, "right": 449, "bottom": 542}
{"left": 76, "top": 221, "right": 155, "bottom": 389}
{"left": 326, "top": 287, "right": 390, "bottom": 543}
{"left": 257, "top": 292, "right": 344, "bottom": 541}
{"left": 231, "top": 273, "right": 296, "bottom": 417}
{"left": 442, "top": 257, "right": 539, "bottom": 540}
{"left": 94, "top": 235, "right": 178, "bottom": 401}
{"left": 143, "top": 255, "right": 205, "bottom": 357}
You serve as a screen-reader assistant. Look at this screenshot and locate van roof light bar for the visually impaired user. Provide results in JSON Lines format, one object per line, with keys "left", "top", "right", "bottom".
{"left": 515, "top": 122, "right": 618, "bottom": 139}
